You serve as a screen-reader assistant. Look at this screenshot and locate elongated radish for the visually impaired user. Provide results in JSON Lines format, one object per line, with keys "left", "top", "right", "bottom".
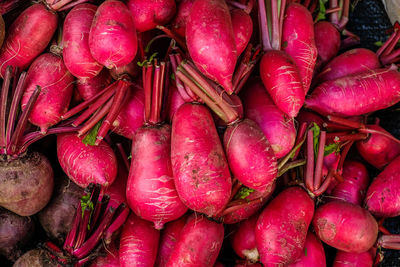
{"left": 57, "top": 133, "right": 117, "bottom": 188}
{"left": 21, "top": 53, "right": 74, "bottom": 134}
{"left": 186, "top": 0, "right": 237, "bottom": 93}
{"left": 63, "top": 3, "right": 103, "bottom": 80}
{"left": 305, "top": 68, "right": 400, "bottom": 117}
{"left": 89, "top": 0, "right": 138, "bottom": 69}
{"left": 0, "top": 3, "right": 57, "bottom": 77}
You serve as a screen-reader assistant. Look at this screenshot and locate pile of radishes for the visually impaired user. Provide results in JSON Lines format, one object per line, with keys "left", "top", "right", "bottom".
{"left": 1, "top": 0, "right": 400, "bottom": 266}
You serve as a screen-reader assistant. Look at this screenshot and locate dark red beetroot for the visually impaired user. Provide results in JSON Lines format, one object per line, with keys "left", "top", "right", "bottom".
{"left": 0, "top": 3, "right": 57, "bottom": 77}
{"left": 170, "top": 0, "right": 195, "bottom": 38}
{"left": 57, "top": 133, "right": 118, "bottom": 188}
{"left": 155, "top": 215, "right": 188, "bottom": 267}
{"left": 171, "top": 103, "right": 232, "bottom": 217}
{"left": 231, "top": 214, "right": 259, "bottom": 263}
{"left": 365, "top": 155, "right": 400, "bottom": 217}
{"left": 111, "top": 83, "right": 145, "bottom": 140}
{"left": 127, "top": 0, "right": 176, "bottom": 32}
{"left": 76, "top": 69, "right": 113, "bottom": 101}
{"left": 186, "top": 0, "right": 237, "bottom": 93}
{"left": 89, "top": 0, "right": 138, "bottom": 69}
{"left": 331, "top": 161, "right": 369, "bottom": 206}
{"left": 0, "top": 152, "right": 54, "bottom": 216}
{"left": 332, "top": 249, "right": 375, "bottom": 267}
{"left": 166, "top": 214, "right": 224, "bottom": 266}
{"left": 288, "top": 232, "right": 326, "bottom": 267}
{"left": 282, "top": 3, "right": 317, "bottom": 93}
{"left": 119, "top": 213, "right": 160, "bottom": 267}
{"left": 63, "top": 3, "right": 103, "bottom": 80}
{"left": 314, "top": 48, "right": 381, "bottom": 84}
{"left": 0, "top": 208, "right": 34, "bottom": 261}
{"left": 89, "top": 241, "right": 119, "bottom": 267}
{"left": 12, "top": 249, "right": 56, "bottom": 267}
{"left": 241, "top": 78, "right": 296, "bottom": 158}
{"left": 38, "top": 176, "right": 83, "bottom": 245}
{"left": 256, "top": 186, "right": 314, "bottom": 266}
{"left": 356, "top": 124, "right": 400, "bottom": 169}
{"left": 21, "top": 53, "right": 74, "bottom": 133}
{"left": 314, "top": 21, "right": 341, "bottom": 69}
{"left": 313, "top": 201, "right": 378, "bottom": 253}
{"left": 231, "top": 9, "right": 253, "bottom": 56}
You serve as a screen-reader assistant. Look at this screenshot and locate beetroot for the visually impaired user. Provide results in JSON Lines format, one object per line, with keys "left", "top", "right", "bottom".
{"left": 21, "top": 53, "right": 74, "bottom": 133}
{"left": 127, "top": 0, "right": 176, "bottom": 32}
{"left": 13, "top": 249, "right": 56, "bottom": 267}
{"left": 89, "top": 0, "right": 138, "bottom": 68}
{"left": 57, "top": 133, "right": 118, "bottom": 188}
{"left": 256, "top": 186, "right": 314, "bottom": 266}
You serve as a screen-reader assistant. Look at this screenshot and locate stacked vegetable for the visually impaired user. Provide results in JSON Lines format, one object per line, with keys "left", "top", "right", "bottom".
{"left": 1, "top": 0, "right": 400, "bottom": 266}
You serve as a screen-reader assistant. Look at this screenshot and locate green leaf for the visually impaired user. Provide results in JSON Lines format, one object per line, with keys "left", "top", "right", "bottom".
{"left": 82, "top": 120, "right": 102, "bottom": 146}
{"left": 374, "top": 41, "right": 384, "bottom": 47}
{"left": 312, "top": 123, "right": 321, "bottom": 155}
{"left": 305, "top": 247, "right": 308, "bottom": 256}
{"left": 315, "top": 0, "right": 328, "bottom": 22}
{"left": 80, "top": 192, "right": 94, "bottom": 218}
{"left": 234, "top": 186, "right": 255, "bottom": 200}
{"left": 324, "top": 142, "right": 341, "bottom": 156}
{"left": 137, "top": 52, "right": 158, "bottom": 67}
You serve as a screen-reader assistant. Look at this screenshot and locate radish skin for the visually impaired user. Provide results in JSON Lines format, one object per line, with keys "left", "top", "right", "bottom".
{"left": 314, "top": 21, "right": 340, "bottom": 69}
{"left": 333, "top": 249, "right": 374, "bottom": 267}
{"left": 288, "top": 232, "right": 326, "bottom": 267}
{"left": 231, "top": 9, "right": 253, "bottom": 56}
{"left": 231, "top": 214, "right": 259, "bottom": 263}
{"left": 170, "top": 0, "right": 195, "bottom": 38}
{"left": 76, "top": 69, "right": 112, "bottom": 101}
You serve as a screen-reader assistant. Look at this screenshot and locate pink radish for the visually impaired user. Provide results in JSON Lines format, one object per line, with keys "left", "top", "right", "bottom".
{"left": 170, "top": 0, "right": 195, "bottom": 38}
{"left": 333, "top": 249, "right": 375, "bottom": 267}
{"left": 76, "top": 69, "right": 112, "bottom": 101}
{"left": 89, "top": 0, "right": 138, "bottom": 69}
{"left": 63, "top": 3, "right": 103, "bottom": 80}
{"left": 21, "top": 53, "right": 74, "bottom": 133}
{"left": 314, "top": 21, "right": 341, "bottom": 69}
{"left": 288, "top": 232, "right": 326, "bottom": 267}
{"left": 231, "top": 214, "right": 259, "bottom": 263}
{"left": 231, "top": 8, "right": 253, "bottom": 56}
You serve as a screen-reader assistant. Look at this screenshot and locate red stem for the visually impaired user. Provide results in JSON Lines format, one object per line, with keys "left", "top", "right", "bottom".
{"left": 293, "top": 122, "right": 307, "bottom": 160}
{"left": 326, "top": 115, "right": 364, "bottom": 129}
{"left": 258, "top": 0, "right": 271, "bottom": 51}
{"left": 337, "top": 0, "right": 349, "bottom": 30}
{"left": 313, "top": 131, "right": 326, "bottom": 191}
{"left": 305, "top": 129, "right": 315, "bottom": 192}
{"left": 156, "top": 26, "right": 187, "bottom": 51}
{"left": 0, "top": 0, "right": 22, "bottom": 15}
{"left": 0, "top": 66, "right": 12, "bottom": 154}
{"left": 57, "top": 0, "right": 89, "bottom": 11}
{"left": 74, "top": 209, "right": 91, "bottom": 250}
{"left": 170, "top": 54, "right": 192, "bottom": 102}
{"left": 143, "top": 64, "right": 153, "bottom": 123}
{"left": 379, "top": 225, "right": 392, "bottom": 236}
{"left": 89, "top": 195, "right": 109, "bottom": 236}
{"left": 332, "top": 171, "right": 344, "bottom": 183}
{"left": 329, "top": 0, "right": 339, "bottom": 25}
{"left": 64, "top": 203, "right": 82, "bottom": 254}
{"left": 313, "top": 169, "right": 334, "bottom": 196}
{"left": 220, "top": 197, "right": 264, "bottom": 217}
{"left": 358, "top": 128, "right": 400, "bottom": 146}
{"left": 78, "top": 98, "right": 114, "bottom": 137}
{"left": 150, "top": 63, "right": 162, "bottom": 124}
{"left": 104, "top": 204, "right": 130, "bottom": 244}
{"left": 175, "top": 54, "right": 199, "bottom": 102}
{"left": 337, "top": 140, "right": 354, "bottom": 173}
{"left": 95, "top": 80, "right": 130, "bottom": 145}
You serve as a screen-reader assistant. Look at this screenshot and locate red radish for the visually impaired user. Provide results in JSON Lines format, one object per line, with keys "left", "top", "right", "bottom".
{"left": 170, "top": 0, "right": 195, "bottom": 38}
{"left": 186, "top": 0, "right": 237, "bottom": 93}
{"left": 313, "top": 201, "right": 378, "bottom": 253}
{"left": 331, "top": 161, "right": 369, "bottom": 206}
{"left": 155, "top": 215, "right": 188, "bottom": 267}
{"left": 171, "top": 103, "right": 232, "bottom": 217}
{"left": 127, "top": 0, "right": 176, "bottom": 32}
{"left": 231, "top": 9, "right": 253, "bottom": 56}
{"left": 89, "top": 0, "right": 138, "bottom": 69}
{"left": 166, "top": 214, "right": 224, "bottom": 266}
{"left": 119, "top": 213, "right": 160, "bottom": 267}
{"left": 260, "top": 50, "right": 305, "bottom": 117}
{"left": 0, "top": 3, "right": 57, "bottom": 77}
{"left": 256, "top": 186, "right": 314, "bottom": 266}
{"left": 356, "top": 124, "right": 400, "bottom": 169}
{"left": 282, "top": 3, "right": 317, "bottom": 93}
{"left": 21, "top": 53, "right": 74, "bottom": 133}
{"left": 314, "top": 21, "right": 341, "bottom": 69}
{"left": 231, "top": 214, "right": 259, "bottom": 263}
{"left": 365, "top": 155, "right": 400, "bottom": 217}
{"left": 333, "top": 249, "right": 375, "bottom": 267}
{"left": 57, "top": 133, "right": 117, "bottom": 188}
{"left": 288, "top": 232, "right": 326, "bottom": 267}
{"left": 314, "top": 48, "right": 380, "bottom": 84}
{"left": 305, "top": 68, "right": 400, "bottom": 117}
{"left": 241, "top": 78, "right": 296, "bottom": 158}
{"left": 63, "top": 3, "right": 103, "bottom": 80}
{"left": 76, "top": 69, "right": 112, "bottom": 101}
{"left": 111, "top": 83, "right": 145, "bottom": 140}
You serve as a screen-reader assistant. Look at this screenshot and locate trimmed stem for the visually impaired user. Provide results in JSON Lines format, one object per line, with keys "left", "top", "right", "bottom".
{"left": 258, "top": 0, "right": 271, "bottom": 50}
{"left": 74, "top": 208, "right": 91, "bottom": 250}
{"left": 9, "top": 86, "right": 41, "bottom": 155}
{"left": 377, "top": 29, "right": 400, "bottom": 58}
{"left": 170, "top": 54, "right": 193, "bottom": 102}
{"left": 143, "top": 64, "right": 153, "bottom": 123}
{"left": 278, "top": 159, "right": 306, "bottom": 177}
{"left": 278, "top": 129, "right": 307, "bottom": 169}
{"left": 326, "top": 115, "right": 364, "bottom": 129}
{"left": 293, "top": 122, "right": 308, "bottom": 160}
{"left": 359, "top": 128, "right": 400, "bottom": 146}
{"left": 58, "top": 0, "right": 89, "bottom": 11}
{"left": 337, "top": 0, "right": 349, "bottom": 30}
{"left": 327, "top": 132, "right": 368, "bottom": 143}
{"left": 104, "top": 204, "right": 129, "bottom": 244}
{"left": 78, "top": 98, "right": 113, "bottom": 137}
{"left": 329, "top": 0, "right": 339, "bottom": 25}
{"left": 305, "top": 129, "right": 315, "bottom": 191}
{"left": 313, "top": 131, "right": 326, "bottom": 191}
{"left": 89, "top": 195, "right": 110, "bottom": 236}
{"left": 175, "top": 54, "right": 199, "bottom": 101}
{"left": 220, "top": 197, "right": 264, "bottom": 217}
{"left": 156, "top": 26, "right": 187, "bottom": 50}
{"left": 0, "top": 66, "right": 12, "bottom": 153}
{"left": 95, "top": 80, "right": 130, "bottom": 145}
{"left": 64, "top": 203, "right": 82, "bottom": 254}
{"left": 378, "top": 235, "right": 400, "bottom": 249}
{"left": 332, "top": 171, "right": 344, "bottom": 183}
{"left": 337, "top": 140, "right": 354, "bottom": 173}
{"left": 313, "top": 169, "right": 334, "bottom": 196}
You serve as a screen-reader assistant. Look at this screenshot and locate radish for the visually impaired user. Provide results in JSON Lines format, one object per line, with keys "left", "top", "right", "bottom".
{"left": 314, "top": 21, "right": 341, "bottom": 69}
{"left": 231, "top": 8, "right": 253, "bottom": 56}
{"left": 63, "top": 3, "right": 103, "bottom": 80}
{"left": 170, "top": 0, "right": 195, "bottom": 38}
{"left": 365, "top": 155, "right": 400, "bottom": 217}
{"left": 0, "top": 208, "right": 34, "bottom": 261}
{"left": 256, "top": 186, "right": 314, "bottom": 266}
{"left": 231, "top": 213, "right": 259, "bottom": 263}
{"left": 0, "top": 3, "right": 57, "bottom": 77}
{"left": 89, "top": 0, "right": 138, "bottom": 69}
{"left": 241, "top": 77, "right": 296, "bottom": 158}
{"left": 76, "top": 69, "right": 113, "bottom": 101}
{"left": 155, "top": 215, "right": 188, "bottom": 267}
{"left": 167, "top": 83, "right": 186, "bottom": 122}
{"left": 333, "top": 249, "right": 375, "bottom": 267}
{"left": 166, "top": 213, "right": 224, "bottom": 266}
{"left": 186, "top": 0, "right": 237, "bottom": 93}
{"left": 313, "top": 201, "right": 378, "bottom": 253}
{"left": 171, "top": 102, "right": 232, "bottom": 217}
{"left": 305, "top": 67, "right": 400, "bottom": 117}
{"left": 282, "top": 3, "right": 317, "bottom": 93}
{"left": 57, "top": 133, "right": 118, "bottom": 188}
{"left": 127, "top": 61, "right": 187, "bottom": 229}
{"left": 21, "top": 53, "right": 74, "bottom": 134}
{"left": 287, "top": 232, "right": 326, "bottom": 267}
{"left": 119, "top": 213, "right": 160, "bottom": 267}
{"left": 127, "top": 0, "right": 176, "bottom": 32}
